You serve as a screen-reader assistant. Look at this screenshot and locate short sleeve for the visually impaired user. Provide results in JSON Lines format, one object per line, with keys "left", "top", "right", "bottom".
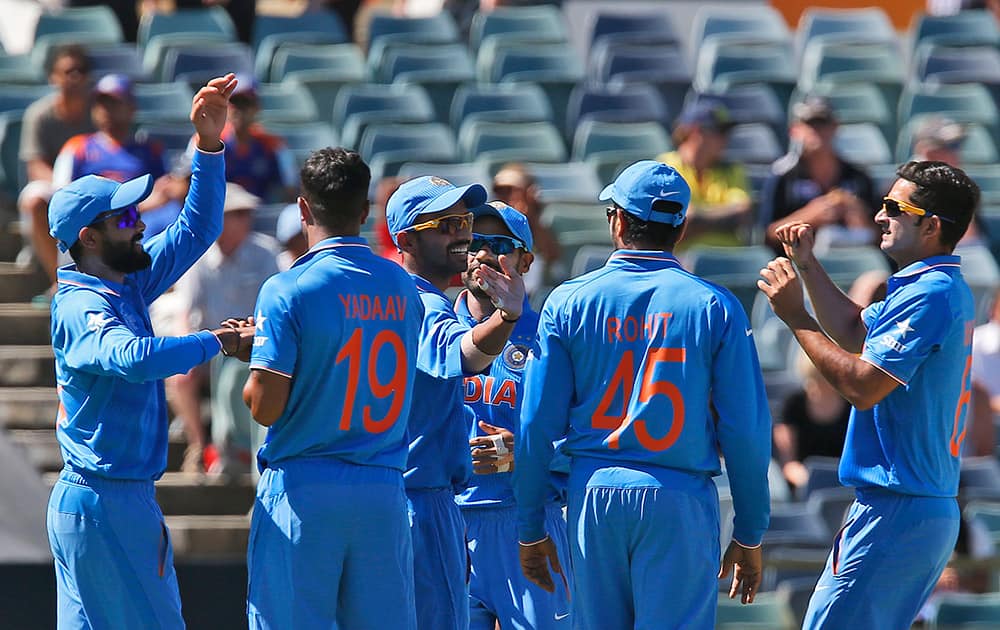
{"left": 249, "top": 275, "right": 298, "bottom": 378}
{"left": 861, "top": 287, "right": 951, "bottom": 385}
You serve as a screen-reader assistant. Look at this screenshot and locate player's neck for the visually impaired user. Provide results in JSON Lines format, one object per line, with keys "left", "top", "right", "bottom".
{"left": 76, "top": 255, "right": 125, "bottom": 285}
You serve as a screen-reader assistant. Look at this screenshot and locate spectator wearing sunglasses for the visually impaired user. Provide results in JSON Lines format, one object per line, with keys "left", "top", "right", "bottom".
{"left": 759, "top": 160, "right": 981, "bottom": 629}
{"left": 45, "top": 74, "right": 255, "bottom": 630}
{"left": 386, "top": 177, "right": 527, "bottom": 630}
{"left": 455, "top": 201, "right": 573, "bottom": 629}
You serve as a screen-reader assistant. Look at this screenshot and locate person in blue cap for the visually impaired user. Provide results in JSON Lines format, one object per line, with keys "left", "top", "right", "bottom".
{"left": 243, "top": 148, "right": 424, "bottom": 629}
{"left": 385, "top": 176, "right": 526, "bottom": 630}
{"left": 514, "top": 160, "right": 772, "bottom": 629}
{"left": 456, "top": 201, "right": 573, "bottom": 629}
{"left": 760, "top": 161, "right": 981, "bottom": 629}
{"left": 45, "top": 73, "right": 254, "bottom": 629}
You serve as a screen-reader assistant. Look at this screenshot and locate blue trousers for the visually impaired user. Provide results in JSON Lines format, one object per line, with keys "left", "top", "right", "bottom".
{"left": 567, "top": 461, "right": 721, "bottom": 630}
{"left": 408, "top": 488, "right": 469, "bottom": 630}
{"left": 803, "top": 489, "right": 959, "bottom": 630}
{"left": 47, "top": 469, "right": 184, "bottom": 630}
{"left": 465, "top": 503, "right": 572, "bottom": 630}
{"left": 247, "top": 458, "right": 415, "bottom": 630}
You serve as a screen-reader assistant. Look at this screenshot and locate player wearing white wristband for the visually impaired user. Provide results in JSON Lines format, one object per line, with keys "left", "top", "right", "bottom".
{"left": 456, "top": 201, "right": 572, "bottom": 629}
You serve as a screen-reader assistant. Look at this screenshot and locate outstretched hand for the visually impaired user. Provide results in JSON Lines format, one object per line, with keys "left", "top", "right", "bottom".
{"left": 191, "top": 73, "right": 238, "bottom": 152}
{"left": 474, "top": 254, "right": 525, "bottom": 320}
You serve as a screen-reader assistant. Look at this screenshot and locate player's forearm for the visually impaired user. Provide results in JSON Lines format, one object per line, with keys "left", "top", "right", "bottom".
{"left": 795, "top": 261, "right": 867, "bottom": 353}
{"left": 791, "top": 322, "right": 882, "bottom": 409}
{"left": 461, "top": 312, "right": 516, "bottom": 372}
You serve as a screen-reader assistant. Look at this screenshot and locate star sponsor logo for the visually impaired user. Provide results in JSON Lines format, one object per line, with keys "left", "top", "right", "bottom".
{"left": 86, "top": 312, "right": 110, "bottom": 332}
{"left": 255, "top": 312, "right": 267, "bottom": 328}
{"left": 895, "top": 318, "right": 914, "bottom": 338}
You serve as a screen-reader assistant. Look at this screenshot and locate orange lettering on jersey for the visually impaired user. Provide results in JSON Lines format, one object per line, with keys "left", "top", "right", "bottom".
{"left": 605, "top": 313, "right": 672, "bottom": 343}
{"left": 606, "top": 317, "right": 621, "bottom": 341}
{"left": 483, "top": 376, "right": 495, "bottom": 402}
{"left": 337, "top": 294, "right": 408, "bottom": 320}
{"left": 492, "top": 379, "right": 517, "bottom": 408}
{"left": 464, "top": 376, "right": 483, "bottom": 403}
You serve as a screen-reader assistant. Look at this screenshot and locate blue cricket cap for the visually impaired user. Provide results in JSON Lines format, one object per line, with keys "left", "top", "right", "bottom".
{"left": 49, "top": 173, "right": 154, "bottom": 252}
{"left": 275, "top": 203, "right": 302, "bottom": 244}
{"left": 599, "top": 160, "right": 691, "bottom": 227}
{"left": 93, "top": 73, "right": 134, "bottom": 102}
{"left": 470, "top": 201, "right": 533, "bottom": 252}
{"left": 385, "top": 176, "right": 487, "bottom": 245}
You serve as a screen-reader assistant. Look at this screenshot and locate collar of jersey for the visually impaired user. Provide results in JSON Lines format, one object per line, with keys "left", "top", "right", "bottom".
{"left": 608, "top": 250, "right": 682, "bottom": 267}
{"left": 891, "top": 254, "right": 962, "bottom": 279}
{"left": 290, "top": 236, "right": 369, "bottom": 268}
{"left": 56, "top": 265, "right": 125, "bottom": 297}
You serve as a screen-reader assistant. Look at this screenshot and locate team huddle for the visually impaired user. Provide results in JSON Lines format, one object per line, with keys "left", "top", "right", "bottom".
{"left": 44, "top": 75, "right": 982, "bottom": 630}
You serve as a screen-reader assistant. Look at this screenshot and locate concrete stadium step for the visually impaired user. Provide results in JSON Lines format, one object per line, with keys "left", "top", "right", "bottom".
{"left": 40, "top": 471, "right": 256, "bottom": 516}
{"left": 165, "top": 514, "right": 250, "bottom": 560}
{"left": 0, "top": 305, "right": 50, "bottom": 345}
{"left": 0, "top": 262, "right": 49, "bottom": 302}
{"left": 0, "top": 346, "right": 54, "bottom": 387}
{"left": 0, "top": 387, "right": 57, "bottom": 429}
{"left": 9, "top": 429, "right": 188, "bottom": 474}
{"left": 0, "top": 224, "right": 22, "bottom": 263}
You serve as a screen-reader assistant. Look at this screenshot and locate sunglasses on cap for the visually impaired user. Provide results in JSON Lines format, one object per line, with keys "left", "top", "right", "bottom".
{"left": 90, "top": 205, "right": 141, "bottom": 230}
{"left": 406, "top": 212, "right": 474, "bottom": 235}
{"left": 881, "top": 197, "right": 955, "bottom": 223}
{"left": 469, "top": 233, "right": 526, "bottom": 255}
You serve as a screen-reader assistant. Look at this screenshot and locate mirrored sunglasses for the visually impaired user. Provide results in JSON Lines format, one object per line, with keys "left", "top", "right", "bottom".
{"left": 469, "top": 233, "right": 526, "bottom": 255}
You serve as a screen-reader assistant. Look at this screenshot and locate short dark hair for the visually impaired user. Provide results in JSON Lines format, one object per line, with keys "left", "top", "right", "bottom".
{"left": 47, "top": 44, "right": 90, "bottom": 76}
{"left": 617, "top": 201, "right": 684, "bottom": 251}
{"left": 299, "top": 148, "right": 371, "bottom": 233}
{"left": 895, "top": 160, "right": 980, "bottom": 251}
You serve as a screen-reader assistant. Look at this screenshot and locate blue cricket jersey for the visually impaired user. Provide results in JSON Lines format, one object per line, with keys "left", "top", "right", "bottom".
{"left": 50, "top": 148, "right": 226, "bottom": 480}
{"left": 514, "top": 250, "right": 772, "bottom": 545}
{"left": 404, "top": 275, "right": 476, "bottom": 492}
{"left": 250, "top": 237, "right": 423, "bottom": 472}
{"left": 454, "top": 291, "right": 565, "bottom": 509}
{"left": 844, "top": 255, "right": 975, "bottom": 497}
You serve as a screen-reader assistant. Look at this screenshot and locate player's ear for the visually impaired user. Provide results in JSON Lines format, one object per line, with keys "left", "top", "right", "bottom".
{"left": 77, "top": 225, "right": 101, "bottom": 252}
{"left": 359, "top": 199, "right": 370, "bottom": 226}
{"left": 518, "top": 251, "right": 534, "bottom": 274}
{"left": 298, "top": 196, "right": 314, "bottom": 226}
{"left": 396, "top": 229, "right": 415, "bottom": 254}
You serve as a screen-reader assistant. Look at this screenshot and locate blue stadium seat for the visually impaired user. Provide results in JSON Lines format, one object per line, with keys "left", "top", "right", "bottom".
{"left": 141, "top": 35, "right": 224, "bottom": 83}
{"left": 458, "top": 120, "right": 566, "bottom": 167}
{"left": 696, "top": 84, "right": 788, "bottom": 142}
{"left": 565, "top": 84, "right": 667, "bottom": 141}
{"left": 479, "top": 40, "right": 584, "bottom": 84}
{"left": 375, "top": 43, "right": 473, "bottom": 84}
{"left": 333, "top": 84, "right": 435, "bottom": 149}
{"left": 359, "top": 122, "right": 457, "bottom": 165}
{"left": 450, "top": 83, "right": 551, "bottom": 131}
{"left": 256, "top": 82, "right": 319, "bottom": 124}
{"left": 266, "top": 121, "right": 339, "bottom": 166}
{"left": 133, "top": 81, "right": 194, "bottom": 124}
{"left": 0, "top": 52, "right": 42, "bottom": 83}
{"left": 898, "top": 83, "right": 999, "bottom": 136}
{"left": 543, "top": 203, "right": 607, "bottom": 234}
{"left": 691, "top": 5, "right": 791, "bottom": 50}
{"left": 910, "top": 10, "right": 1000, "bottom": 51}
{"left": 795, "top": 82, "right": 895, "bottom": 145}
{"left": 85, "top": 43, "right": 148, "bottom": 82}
{"left": 0, "top": 84, "right": 51, "bottom": 116}
{"left": 469, "top": 5, "right": 568, "bottom": 52}
{"left": 520, "top": 162, "right": 602, "bottom": 204}
{"left": 795, "top": 7, "right": 895, "bottom": 60}
{"left": 694, "top": 40, "right": 797, "bottom": 104}
{"left": 252, "top": 10, "right": 349, "bottom": 80}
{"left": 802, "top": 456, "right": 842, "bottom": 500}
{"left": 267, "top": 43, "right": 365, "bottom": 84}
{"left": 396, "top": 161, "right": 491, "bottom": 188}
{"left": 833, "top": 122, "right": 892, "bottom": 166}
{"left": 134, "top": 123, "right": 194, "bottom": 151}
{"left": 914, "top": 44, "right": 1000, "bottom": 88}
{"left": 798, "top": 41, "right": 905, "bottom": 108}
{"left": 764, "top": 502, "right": 831, "bottom": 546}
{"left": 590, "top": 43, "right": 690, "bottom": 123}
{"left": 724, "top": 123, "right": 784, "bottom": 165}
{"left": 33, "top": 7, "right": 123, "bottom": 50}
{"left": 815, "top": 246, "right": 891, "bottom": 288}
{"left": 0, "top": 114, "right": 23, "bottom": 200}
{"left": 716, "top": 592, "right": 796, "bottom": 629}
{"left": 805, "top": 486, "right": 855, "bottom": 538}
{"left": 137, "top": 7, "right": 236, "bottom": 49}
{"left": 932, "top": 593, "right": 1000, "bottom": 627}
{"left": 681, "top": 245, "right": 774, "bottom": 315}
{"left": 570, "top": 244, "right": 613, "bottom": 277}
{"left": 160, "top": 42, "right": 254, "bottom": 85}
{"left": 896, "top": 119, "right": 998, "bottom": 164}
{"left": 587, "top": 10, "right": 679, "bottom": 49}
{"left": 571, "top": 120, "right": 670, "bottom": 162}
{"left": 367, "top": 12, "right": 458, "bottom": 52}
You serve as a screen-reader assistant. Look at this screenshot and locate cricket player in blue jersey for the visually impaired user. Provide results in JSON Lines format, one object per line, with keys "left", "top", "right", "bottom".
{"left": 45, "top": 74, "right": 255, "bottom": 629}
{"left": 386, "top": 176, "right": 527, "bottom": 630}
{"left": 758, "top": 160, "right": 981, "bottom": 629}
{"left": 456, "top": 201, "right": 573, "bottom": 629}
{"left": 243, "top": 147, "right": 423, "bottom": 629}
{"left": 514, "top": 160, "right": 772, "bottom": 630}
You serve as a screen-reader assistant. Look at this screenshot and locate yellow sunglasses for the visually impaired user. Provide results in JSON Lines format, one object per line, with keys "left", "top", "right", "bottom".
{"left": 881, "top": 197, "right": 955, "bottom": 223}
{"left": 406, "top": 212, "right": 474, "bottom": 234}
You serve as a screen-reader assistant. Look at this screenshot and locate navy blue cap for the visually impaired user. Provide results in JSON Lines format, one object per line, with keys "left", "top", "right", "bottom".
{"left": 93, "top": 73, "right": 134, "bottom": 102}
{"left": 677, "top": 98, "right": 734, "bottom": 132}
{"left": 470, "top": 201, "right": 533, "bottom": 252}
{"left": 49, "top": 174, "right": 153, "bottom": 252}
{"left": 386, "top": 176, "right": 487, "bottom": 245}
{"left": 599, "top": 160, "right": 690, "bottom": 227}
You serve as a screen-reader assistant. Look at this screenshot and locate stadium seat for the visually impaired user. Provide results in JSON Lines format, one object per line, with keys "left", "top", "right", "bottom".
{"left": 691, "top": 5, "right": 791, "bottom": 50}
{"left": 134, "top": 123, "right": 194, "bottom": 152}
{"left": 960, "top": 457, "right": 1000, "bottom": 499}
{"left": 801, "top": 456, "right": 842, "bottom": 500}
{"left": 898, "top": 83, "right": 999, "bottom": 135}
{"left": 895, "top": 119, "right": 998, "bottom": 164}
{"left": 141, "top": 35, "right": 224, "bottom": 84}
{"left": 255, "top": 82, "right": 319, "bottom": 124}
{"left": 0, "top": 52, "right": 42, "bottom": 83}
{"left": 543, "top": 203, "right": 607, "bottom": 234}
{"left": 795, "top": 7, "right": 895, "bottom": 60}
{"left": 697, "top": 84, "right": 788, "bottom": 140}
{"left": 265, "top": 121, "right": 339, "bottom": 166}
{"left": 694, "top": 40, "right": 797, "bottom": 104}
{"left": 932, "top": 592, "right": 1000, "bottom": 627}
{"left": 765, "top": 502, "right": 831, "bottom": 547}
{"left": 501, "top": 76, "right": 581, "bottom": 146}
{"left": 587, "top": 10, "right": 679, "bottom": 49}
{"left": 965, "top": 165, "right": 1000, "bottom": 205}
{"left": 0, "top": 84, "right": 52, "bottom": 116}
{"left": 251, "top": 10, "right": 348, "bottom": 79}
{"left": 520, "top": 162, "right": 602, "bottom": 204}
{"left": 806, "top": 486, "right": 855, "bottom": 537}
{"left": 797, "top": 41, "right": 905, "bottom": 105}
{"left": 268, "top": 43, "right": 365, "bottom": 83}
{"left": 815, "top": 246, "right": 891, "bottom": 288}
{"left": 833, "top": 123, "right": 892, "bottom": 166}
{"left": 137, "top": 7, "right": 236, "bottom": 49}
{"left": 396, "top": 161, "right": 491, "bottom": 188}
{"left": 374, "top": 43, "right": 474, "bottom": 84}
{"left": 716, "top": 592, "right": 796, "bottom": 629}
{"left": 565, "top": 84, "right": 667, "bottom": 141}
{"left": 571, "top": 120, "right": 670, "bottom": 164}
{"left": 458, "top": 120, "right": 567, "bottom": 168}
{"left": 559, "top": 228, "right": 614, "bottom": 276}
{"left": 31, "top": 32, "right": 121, "bottom": 78}
{"left": 332, "top": 84, "right": 435, "bottom": 149}
{"left": 910, "top": 10, "right": 1000, "bottom": 51}
{"left": 570, "top": 244, "right": 613, "bottom": 277}
{"left": 85, "top": 43, "right": 147, "bottom": 82}
{"left": 590, "top": 44, "right": 691, "bottom": 123}
{"left": 965, "top": 501, "right": 1000, "bottom": 542}
{"left": 469, "top": 5, "right": 568, "bottom": 52}
{"left": 0, "top": 114, "right": 23, "bottom": 200}
{"left": 367, "top": 12, "right": 459, "bottom": 52}
{"left": 160, "top": 42, "right": 254, "bottom": 85}
{"left": 479, "top": 40, "right": 584, "bottom": 84}
{"left": 681, "top": 245, "right": 775, "bottom": 315}
{"left": 33, "top": 7, "right": 123, "bottom": 56}
{"left": 133, "top": 81, "right": 195, "bottom": 124}
{"left": 760, "top": 546, "right": 828, "bottom": 593}
{"left": 724, "top": 123, "right": 784, "bottom": 165}
{"left": 450, "top": 83, "right": 551, "bottom": 131}
{"left": 914, "top": 45, "right": 1000, "bottom": 88}
{"left": 358, "top": 122, "right": 457, "bottom": 167}
{"left": 795, "top": 82, "right": 894, "bottom": 143}
{"left": 776, "top": 576, "right": 820, "bottom": 628}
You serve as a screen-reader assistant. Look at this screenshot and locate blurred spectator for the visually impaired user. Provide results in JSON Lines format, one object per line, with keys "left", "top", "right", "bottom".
{"left": 847, "top": 269, "right": 889, "bottom": 307}
{"left": 657, "top": 98, "right": 752, "bottom": 249}
{"left": 492, "top": 163, "right": 565, "bottom": 293}
{"left": 914, "top": 513, "right": 994, "bottom": 625}
{"left": 186, "top": 75, "right": 297, "bottom": 203}
{"left": 16, "top": 45, "right": 95, "bottom": 293}
{"left": 372, "top": 175, "right": 404, "bottom": 262}
{"left": 275, "top": 202, "right": 308, "bottom": 271}
{"left": 167, "top": 183, "right": 280, "bottom": 473}
{"left": 761, "top": 96, "right": 879, "bottom": 254}
{"left": 972, "top": 288, "right": 1000, "bottom": 416}
{"left": 139, "top": 154, "right": 193, "bottom": 242}
{"left": 773, "top": 351, "right": 851, "bottom": 492}
{"left": 911, "top": 116, "right": 988, "bottom": 247}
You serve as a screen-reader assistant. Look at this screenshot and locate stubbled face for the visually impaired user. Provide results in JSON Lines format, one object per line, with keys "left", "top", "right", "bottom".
{"left": 50, "top": 54, "right": 90, "bottom": 97}
{"left": 876, "top": 178, "right": 927, "bottom": 267}
{"left": 462, "top": 215, "right": 525, "bottom": 299}
{"left": 408, "top": 202, "right": 473, "bottom": 278}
